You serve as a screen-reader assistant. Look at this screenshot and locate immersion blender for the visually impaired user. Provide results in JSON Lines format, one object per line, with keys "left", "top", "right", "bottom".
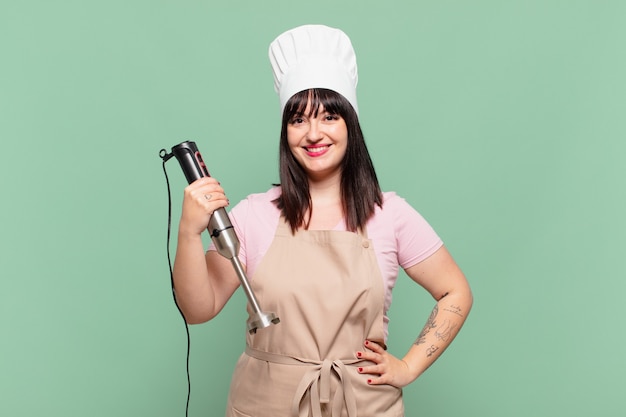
{"left": 162, "top": 141, "right": 280, "bottom": 334}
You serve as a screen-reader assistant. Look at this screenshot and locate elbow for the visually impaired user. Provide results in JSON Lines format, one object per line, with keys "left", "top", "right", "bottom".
{"left": 461, "top": 286, "right": 474, "bottom": 317}
{"left": 459, "top": 282, "right": 474, "bottom": 310}
{"left": 467, "top": 289, "right": 474, "bottom": 312}
{"left": 178, "top": 305, "right": 215, "bottom": 325}
{"left": 184, "top": 312, "right": 203, "bottom": 325}
{"left": 439, "top": 283, "right": 474, "bottom": 313}
{"left": 183, "top": 313, "right": 213, "bottom": 325}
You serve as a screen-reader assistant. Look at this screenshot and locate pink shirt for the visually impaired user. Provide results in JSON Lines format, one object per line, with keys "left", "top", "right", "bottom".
{"left": 211, "top": 186, "right": 443, "bottom": 339}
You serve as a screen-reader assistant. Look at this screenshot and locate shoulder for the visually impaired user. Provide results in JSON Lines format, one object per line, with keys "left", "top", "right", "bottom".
{"left": 230, "top": 186, "right": 281, "bottom": 216}
{"left": 376, "top": 191, "right": 438, "bottom": 236}
{"left": 370, "top": 191, "right": 443, "bottom": 268}
{"left": 245, "top": 186, "right": 282, "bottom": 204}
{"left": 373, "top": 191, "right": 421, "bottom": 221}
{"left": 223, "top": 187, "right": 281, "bottom": 271}
{"left": 381, "top": 191, "right": 411, "bottom": 212}
{"left": 229, "top": 186, "right": 281, "bottom": 232}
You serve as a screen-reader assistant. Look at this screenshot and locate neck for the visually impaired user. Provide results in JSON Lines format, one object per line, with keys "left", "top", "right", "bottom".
{"left": 305, "top": 174, "right": 343, "bottom": 230}
{"left": 308, "top": 173, "right": 341, "bottom": 203}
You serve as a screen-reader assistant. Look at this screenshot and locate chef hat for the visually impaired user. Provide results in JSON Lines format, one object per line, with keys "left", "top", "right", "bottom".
{"left": 269, "top": 24, "right": 359, "bottom": 114}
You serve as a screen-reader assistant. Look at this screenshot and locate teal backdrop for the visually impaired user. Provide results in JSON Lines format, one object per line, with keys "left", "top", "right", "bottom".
{"left": 2, "top": 1, "right": 625, "bottom": 416}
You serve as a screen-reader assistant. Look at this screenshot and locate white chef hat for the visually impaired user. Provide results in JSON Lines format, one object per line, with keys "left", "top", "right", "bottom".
{"left": 269, "top": 24, "right": 359, "bottom": 114}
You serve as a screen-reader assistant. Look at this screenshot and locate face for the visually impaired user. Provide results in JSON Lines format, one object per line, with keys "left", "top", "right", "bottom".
{"left": 286, "top": 102, "right": 348, "bottom": 182}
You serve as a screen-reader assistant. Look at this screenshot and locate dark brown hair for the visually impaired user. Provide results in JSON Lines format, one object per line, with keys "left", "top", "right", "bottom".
{"left": 274, "top": 88, "right": 383, "bottom": 233}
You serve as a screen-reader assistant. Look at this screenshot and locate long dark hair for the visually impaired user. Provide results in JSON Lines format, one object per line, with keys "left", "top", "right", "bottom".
{"left": 274, "top": 88, "right": 383, "bottom": 233}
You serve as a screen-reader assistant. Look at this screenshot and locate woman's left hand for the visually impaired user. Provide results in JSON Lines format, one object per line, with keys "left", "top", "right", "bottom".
{"left": 356, "top": 340, "right": 416, "bottom": 388}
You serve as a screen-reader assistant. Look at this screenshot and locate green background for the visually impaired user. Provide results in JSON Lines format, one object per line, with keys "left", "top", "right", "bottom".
{"left": 2, "top": 1, "right": 625, "bottom": 416}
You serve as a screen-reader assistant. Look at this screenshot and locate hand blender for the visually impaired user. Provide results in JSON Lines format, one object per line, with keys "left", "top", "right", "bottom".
{"left": 164, "top": 141, "right": 280, "bottom": 334}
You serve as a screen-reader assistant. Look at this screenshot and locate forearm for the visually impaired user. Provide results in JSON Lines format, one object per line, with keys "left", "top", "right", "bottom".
{"left": 172, "top": 231, "right": 215, "bottom": 323}
{"left": 171, "top": 177, "right": 236, "bottom": 323}
{"left": 402, "top": 289, "right": 473, "bottom": 380}
{"left": 360, "top": 247, "right": 472, "bottom": 388}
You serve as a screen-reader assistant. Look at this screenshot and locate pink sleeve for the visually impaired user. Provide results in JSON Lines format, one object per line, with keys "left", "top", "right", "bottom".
{"left": 209, "top": 189, "right": 280, "bottom": 279}
{"left": 391, "top": 195, "right": 443, "bottom": 269}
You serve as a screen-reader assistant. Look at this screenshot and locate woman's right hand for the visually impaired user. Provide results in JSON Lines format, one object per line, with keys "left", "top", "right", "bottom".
{"left": 179, "top": 177, "right": 229, "bottom": 236}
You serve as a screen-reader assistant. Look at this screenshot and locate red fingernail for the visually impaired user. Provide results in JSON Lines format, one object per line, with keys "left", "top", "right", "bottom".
{"left": 358, "top": 367, "right": 363, "bottom": 373}
{"left": 365, "top": 340, "right": 369, "bottom": 346}
{"left": 356, "top": 352, "right": 362, "bottom": 358}
{"left": 367, "top": 379, "right": 372, "bottom": 384}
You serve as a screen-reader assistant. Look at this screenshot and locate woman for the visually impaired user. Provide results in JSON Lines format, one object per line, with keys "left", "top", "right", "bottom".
{"left": 173, "top": 25, "right": 473, "bottom": 417}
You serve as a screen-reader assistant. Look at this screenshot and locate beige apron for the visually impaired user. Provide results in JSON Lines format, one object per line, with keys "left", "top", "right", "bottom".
{"left": 225, "top": 219, "right": 404, "bottom": 417}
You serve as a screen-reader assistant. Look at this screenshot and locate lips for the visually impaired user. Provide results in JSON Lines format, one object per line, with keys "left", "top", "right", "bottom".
{"left": 304, "top": 144, "right": 331, "bottom": 156}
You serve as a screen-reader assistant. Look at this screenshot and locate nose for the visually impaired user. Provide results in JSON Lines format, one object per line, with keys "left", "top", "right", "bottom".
{"left": 305, "top": 119, "right": 323, "bottom": 142}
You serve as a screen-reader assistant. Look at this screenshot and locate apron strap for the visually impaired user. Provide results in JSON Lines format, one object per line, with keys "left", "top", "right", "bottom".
{"left": 246, "top": 347, "right": 361, "bottom": 417}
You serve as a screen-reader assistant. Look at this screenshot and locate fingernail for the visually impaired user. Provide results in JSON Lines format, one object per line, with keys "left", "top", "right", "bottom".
{"left": 367, "top": 379, "right": 372, "bottom": 384}
{"left": 356, "top": 352, "right": 362, "bottom": 358}
{"left": 358, "top": 367, "right": 363, "bottom": 373}
{"left": 364, "top": 340, "right": 369, "bottom": 346}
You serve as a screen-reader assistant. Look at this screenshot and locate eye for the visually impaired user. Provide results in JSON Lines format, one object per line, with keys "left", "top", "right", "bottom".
{"left": 324, "top": 113, "right": 341, "bottom": 122}
{"left": 289, "top": 115, "right": 305, "bottom": 125}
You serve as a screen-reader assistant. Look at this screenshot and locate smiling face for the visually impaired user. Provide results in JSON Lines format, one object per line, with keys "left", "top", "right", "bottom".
{"left": 286, "top": 102, "right": 348, "bottom": 182}
{"left": 277, "top": 88, "right": 382, "bottom": 232}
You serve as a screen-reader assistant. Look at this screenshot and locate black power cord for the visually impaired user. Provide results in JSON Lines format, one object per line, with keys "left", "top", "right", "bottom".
{"left": 160, "top": 150, "right": 191, "bottom": 417}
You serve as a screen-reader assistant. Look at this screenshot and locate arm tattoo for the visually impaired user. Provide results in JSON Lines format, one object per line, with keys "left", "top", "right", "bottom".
{"left": 434, "top": 319, "right": 458, "bottom": 342}
{"left": 415, "top": 305, "right": 438, "bottom": 345}
{"left": 443, "top": 304, "right": 464, "bottom": 318}
{"left": 426, "top": 345, "right": 440, "bottom": 357}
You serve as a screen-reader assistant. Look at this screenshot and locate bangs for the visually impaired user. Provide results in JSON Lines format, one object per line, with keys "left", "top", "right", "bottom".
{"left": 283, "top": 89, "right": 352, "bottom": 121}
{"left": 276, "top": 87, "right": 381, "bottom": 233}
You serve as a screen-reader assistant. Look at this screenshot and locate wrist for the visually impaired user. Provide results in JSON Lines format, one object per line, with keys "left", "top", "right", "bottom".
{"left": 402, "top": 346, "right": 429, "bottom": 382}
{"left": 177, "top": 227, "right": 204, "bottom": 242}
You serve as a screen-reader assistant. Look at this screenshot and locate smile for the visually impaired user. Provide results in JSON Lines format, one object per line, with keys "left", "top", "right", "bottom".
{"left": 304, "top": 145, "right": 331, "bottom": 156}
